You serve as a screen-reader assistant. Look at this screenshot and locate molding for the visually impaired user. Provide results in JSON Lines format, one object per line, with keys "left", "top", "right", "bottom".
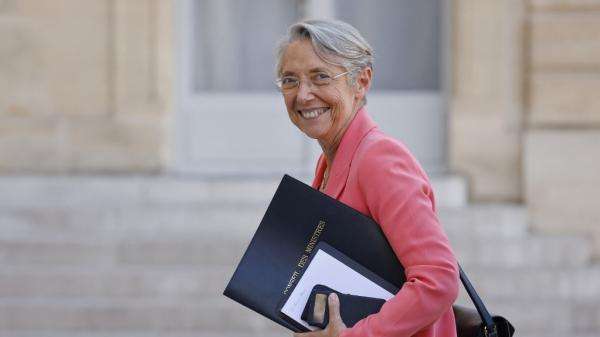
{"left": 112, "top": 0, "right": 160, "bottom": 117}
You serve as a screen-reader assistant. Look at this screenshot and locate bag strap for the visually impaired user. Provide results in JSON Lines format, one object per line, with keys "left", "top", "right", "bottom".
{"left": 458, "top": 263, "right": 498, "bottom": 337}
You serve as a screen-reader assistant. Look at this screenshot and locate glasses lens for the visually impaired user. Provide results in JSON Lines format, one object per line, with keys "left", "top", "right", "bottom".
{"left": 312, "top": 73, "right": 332, "bottom": 86}
{"left": 279, "top": 77, "right": 298, "bottom": 91}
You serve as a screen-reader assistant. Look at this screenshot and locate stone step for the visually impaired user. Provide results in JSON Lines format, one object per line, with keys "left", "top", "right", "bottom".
{"left": 0, "top": 229, "right": 589, "bottom": 268}
{"left": 8, "top": 334, "right": 595, "bottom": 337}
{"left": 0, "top": 203, "right": 528, "bottom": 241}
{"left": 457, "top": 266, "right": 600, "bottom": 301}
{"left": 430, "top": 174, "right": 468, "bottom": 208}
{"left": 0, "top": 298, "right": 284, "bottom": 333}
{"left": 5, "top": 333, "right": 289, "bottom": 337}
{"left": 0, "top": 236, "right": 250, "bottom": 267}
{"left": 0, "top": 205, "right": 265, "bottom": 242}
{"left": 0, "top": 175, "right": 466, "bottom": 209}
{"left": 4, "top": 333, "right": 599, "bottom": 337}
{"left": 5, "top": 331, "right": 599, "bottom": 337}
{"left": 458, "top": 297, "right": 600, "bottom": 335}
{"left": 0, "top": 266, "right": 233, "bottom": 300}
{"left": 2, "top": 264, "right": 600, "bottom": 302}
{"left": 520, "top": 334, "right": 600, "bottom": 337}
{"left": 0, "top": 203, "right": 532, "bottom": 245}
{"left": 0, "top": 297, "right": 596, "bottom": 335}
{"left": 451, "top": 234, "right": 592, "bottom": 268}
{"left": 0, "top": 176, "right": 281, "bottom": 209}
{"left": 439, "top": 204, "right": 528, "bottom": 239}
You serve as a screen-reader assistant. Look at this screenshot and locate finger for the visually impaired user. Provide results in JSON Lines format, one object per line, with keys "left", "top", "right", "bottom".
{"left": 327, "top": 293, "right": 344, "bottom": 325}
{"left": 294, "top": 330, "right": 324, "bottom": 337}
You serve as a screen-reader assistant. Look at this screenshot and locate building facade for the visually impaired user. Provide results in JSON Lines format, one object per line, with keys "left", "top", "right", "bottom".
{"left": 2, "top": 1, "right": 600, "bottom": 336}
{"left": 2, "top": 0, "right": 598, "bottom": 255}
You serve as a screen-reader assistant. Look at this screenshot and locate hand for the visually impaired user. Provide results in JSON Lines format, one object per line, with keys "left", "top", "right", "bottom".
{"left": 293, "top": 293, "right": 347, "bottom": 337}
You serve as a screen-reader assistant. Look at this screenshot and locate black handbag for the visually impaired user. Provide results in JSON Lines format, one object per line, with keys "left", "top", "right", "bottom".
{"left": 454, "top": 264, "right": 515, "bottom": 337}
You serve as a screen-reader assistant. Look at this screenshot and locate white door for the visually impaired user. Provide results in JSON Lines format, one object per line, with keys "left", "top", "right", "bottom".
{"left": 174, "top": 0, "right": 448, "bottom": 177}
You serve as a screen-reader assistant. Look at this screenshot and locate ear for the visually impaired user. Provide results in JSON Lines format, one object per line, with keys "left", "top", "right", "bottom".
{"left": 354, "top": 67, "right": 372, "bottom": 103}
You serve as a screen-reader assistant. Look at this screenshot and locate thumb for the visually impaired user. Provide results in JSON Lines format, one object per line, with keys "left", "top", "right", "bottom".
{"left": 327, "top": 293, "right": 344, "bottom": 325}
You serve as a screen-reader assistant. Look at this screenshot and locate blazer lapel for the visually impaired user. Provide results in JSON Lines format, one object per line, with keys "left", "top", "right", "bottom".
{"left": 311, "top": 154, "right": 327, "bottom": 190}
{"left": 317, "top": 107, "right": 378, "bottom": 199}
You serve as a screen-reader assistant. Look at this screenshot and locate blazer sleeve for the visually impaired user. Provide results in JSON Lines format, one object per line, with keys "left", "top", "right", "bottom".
{"left": 340, "top": 137, "right": 459, "bottom": 337}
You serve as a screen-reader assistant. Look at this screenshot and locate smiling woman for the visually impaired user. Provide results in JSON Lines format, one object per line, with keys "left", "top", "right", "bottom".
{"left": 275, "top": 22, "right": 374, "bottom": 188}
{"left": 277, "top": 38, "right": 369, "bottom": 165}
{"left": 275, "top": 20, "right": 460, "bottom": 337}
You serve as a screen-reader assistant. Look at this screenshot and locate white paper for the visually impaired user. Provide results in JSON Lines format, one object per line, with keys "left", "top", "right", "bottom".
{"left": 280, "top": 249, "right": 395, "bottom": 330}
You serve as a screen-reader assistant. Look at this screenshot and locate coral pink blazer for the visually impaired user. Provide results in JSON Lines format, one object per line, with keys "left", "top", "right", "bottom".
{"left": 312, "top": 107, "right": 459, "bottom": 337}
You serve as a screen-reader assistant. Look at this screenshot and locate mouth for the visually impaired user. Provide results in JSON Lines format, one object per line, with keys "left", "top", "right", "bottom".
{"left": 297, "top": 107, "right": 330, "bottom": 120}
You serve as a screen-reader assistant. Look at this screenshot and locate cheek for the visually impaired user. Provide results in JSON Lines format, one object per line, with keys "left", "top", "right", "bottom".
{"left": 283, "top": 96, "right": 297, "bottom": 120}
{"left": 283, "top": 95, "right": 293, "bottom": 111}
{"left": 326, "top": 90, "right": 347, "bottom": 127}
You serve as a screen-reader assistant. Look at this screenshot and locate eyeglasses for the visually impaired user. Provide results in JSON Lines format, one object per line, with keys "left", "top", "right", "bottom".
{"left": 275, "top": 70, "right": 350, "bottom": 93}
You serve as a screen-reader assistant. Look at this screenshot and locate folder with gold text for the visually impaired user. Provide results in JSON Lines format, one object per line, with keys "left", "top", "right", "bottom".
{"left": 223, "top": 175, "right": 405, "bottom": 332}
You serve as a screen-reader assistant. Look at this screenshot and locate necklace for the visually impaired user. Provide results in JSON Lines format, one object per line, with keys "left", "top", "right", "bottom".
{"left": 320, "top": 168, "right": 329, "bottom": 191}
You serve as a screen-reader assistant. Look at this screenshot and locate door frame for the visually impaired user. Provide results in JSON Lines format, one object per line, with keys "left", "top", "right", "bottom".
{"left": 170, "top": 0, "right": 453, "bottom": 177}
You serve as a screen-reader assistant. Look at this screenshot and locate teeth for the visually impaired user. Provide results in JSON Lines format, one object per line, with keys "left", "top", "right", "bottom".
{"left": 300, "top": 108, "right": 329, "bottom": 120}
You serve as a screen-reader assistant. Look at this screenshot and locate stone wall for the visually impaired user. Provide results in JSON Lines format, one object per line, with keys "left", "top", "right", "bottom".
{"left": 451, "top": 0, "right": 600, "bottom": 256}
{"left": 2, "top": 0, "right": 600, "bottom": 256}
{"left": 524, "top": 0, "right": 600, "bottom": 258}
{"left": 450, "top": 0, "right": 525, "bottom": 202}
{"left": 0, "top": 0, "right": 172, "bottom": 173}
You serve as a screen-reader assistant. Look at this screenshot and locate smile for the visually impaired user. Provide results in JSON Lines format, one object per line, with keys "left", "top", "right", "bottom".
{"left": 298, "top": 107, "right": 330, "bottom": 120}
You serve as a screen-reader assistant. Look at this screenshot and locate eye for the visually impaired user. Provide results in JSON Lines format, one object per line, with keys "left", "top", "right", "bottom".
{"left": 281, "top": 76, "right": 298, "bottom": 85}
{"left": 315, "top": 73, "right": 331, "bottom": 80}
{"left": 312, "top": 72, "right": 332, "bottom": 85}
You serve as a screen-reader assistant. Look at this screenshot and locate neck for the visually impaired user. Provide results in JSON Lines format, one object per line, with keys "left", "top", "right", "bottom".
{"left": 318, "top": 105, "right": 360, "bottom": 168}
{"left": 319, "top": 143, "right": 337, "bottom": 169}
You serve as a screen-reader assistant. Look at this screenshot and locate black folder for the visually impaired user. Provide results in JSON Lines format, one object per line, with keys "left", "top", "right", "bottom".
{"left": 222, "top": 175, "right": 406, "bottom": 332}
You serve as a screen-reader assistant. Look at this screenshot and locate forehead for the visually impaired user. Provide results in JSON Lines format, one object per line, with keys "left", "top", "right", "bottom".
{"left": 280, "top": 39, "right": 342, "bottom": 74}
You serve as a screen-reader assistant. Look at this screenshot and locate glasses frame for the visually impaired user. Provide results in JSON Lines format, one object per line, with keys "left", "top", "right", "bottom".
{"left": 274, "top": 70, "right": 351, "bottom": 93}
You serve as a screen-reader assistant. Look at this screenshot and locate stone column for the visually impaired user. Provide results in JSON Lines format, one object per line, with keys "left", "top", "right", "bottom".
{"left": 524, "top": 0, "right": 600, "bottom": 257}
{"left": 450, "top": 0, "right": 525, "bottom": 202}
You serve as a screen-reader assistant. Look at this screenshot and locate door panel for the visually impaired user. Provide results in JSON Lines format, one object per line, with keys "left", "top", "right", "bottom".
{"left": 174, "top": 0, "right": 446, "bottom": 176}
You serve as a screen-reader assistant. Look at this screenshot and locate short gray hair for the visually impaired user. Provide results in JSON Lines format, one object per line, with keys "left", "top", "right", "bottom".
{"left": 275, "top": 19, "right": 374, "bottom": 86}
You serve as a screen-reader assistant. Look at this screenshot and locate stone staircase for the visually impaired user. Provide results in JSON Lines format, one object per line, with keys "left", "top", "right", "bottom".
{"left": 0, "top": 176, "right": 599, "bottom": 337}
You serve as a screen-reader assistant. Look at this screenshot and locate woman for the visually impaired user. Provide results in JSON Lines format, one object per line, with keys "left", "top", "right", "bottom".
{"left": 275, "top": 19, "right": 459, "bottom": 337}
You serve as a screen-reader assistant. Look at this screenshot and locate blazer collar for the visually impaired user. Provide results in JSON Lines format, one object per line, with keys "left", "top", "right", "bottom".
{"left": 312, "top": 107, "right": 378, "bottom": 198}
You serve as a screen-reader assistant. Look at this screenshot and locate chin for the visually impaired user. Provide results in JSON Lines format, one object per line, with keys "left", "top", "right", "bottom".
{"left": 291, "top": 120, "right": 325, "bottom": 139}
{"left": 300, "top": 129, "right": 324, "bottom": 140}
{"left": 296, "top": 122, "right": 328, "bottom": 139}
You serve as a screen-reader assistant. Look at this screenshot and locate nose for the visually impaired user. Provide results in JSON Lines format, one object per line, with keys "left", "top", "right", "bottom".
{"left": 295, "top": 80, "right": 315, "bottom": 104}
